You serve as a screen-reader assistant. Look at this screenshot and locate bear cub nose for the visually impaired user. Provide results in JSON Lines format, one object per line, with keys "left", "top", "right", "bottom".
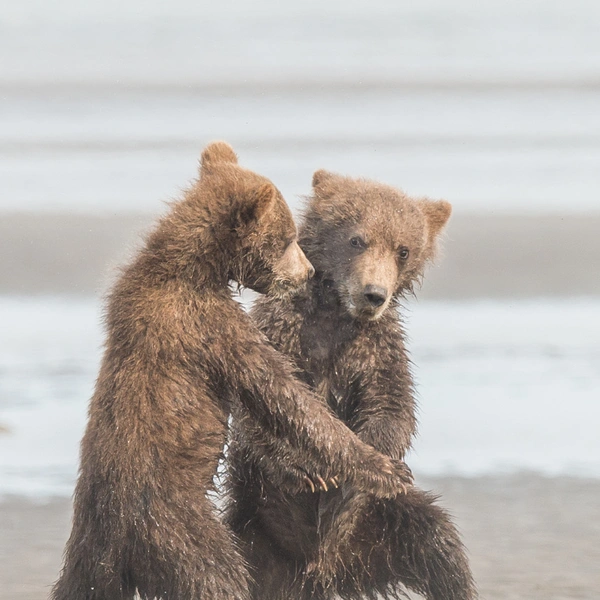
{"left": 363, "top": 285, "right": 387, "bottom": 308}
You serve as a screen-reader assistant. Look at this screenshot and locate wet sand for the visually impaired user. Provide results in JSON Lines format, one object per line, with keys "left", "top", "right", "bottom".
{"left": 1, "top": 212, "right": 600, "bottom": 299}
{"left": 1, "top": 475, "right": 599, "bottom": 600}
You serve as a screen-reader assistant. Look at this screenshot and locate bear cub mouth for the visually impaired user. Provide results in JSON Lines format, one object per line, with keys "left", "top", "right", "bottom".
{"left": 331, "top": 279, "right": 391, "bottom": 322}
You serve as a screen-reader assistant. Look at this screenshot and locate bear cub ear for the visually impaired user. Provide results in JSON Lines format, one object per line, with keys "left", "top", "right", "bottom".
{"left": 421, "top": 199, "right": 452, "bottom": 239}
{"left": 312, "top": 169, "right": 333, "bottom": 188}
{"left": 236, "top": 183, "right": 277, "bottom": 227}
{"left": 312, "top": 169, "right": 342, "bottom": 198}
{"left": 200, "top": 141, "right": 239, "bottom": 171}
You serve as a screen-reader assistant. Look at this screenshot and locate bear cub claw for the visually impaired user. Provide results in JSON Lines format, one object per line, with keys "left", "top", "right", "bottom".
{"left": 302, "top": 475, "right": 340, "bottom": 493}
{"left": 302, "top": 460, "right": 413, "bottom": 496}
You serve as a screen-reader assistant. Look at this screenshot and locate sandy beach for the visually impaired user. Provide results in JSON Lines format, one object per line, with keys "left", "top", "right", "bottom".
{"left": 1, "top": 475, "right": 598, "bottom": 600}
{"left": 2, "top": 212, "right": 599, "bottom": 299}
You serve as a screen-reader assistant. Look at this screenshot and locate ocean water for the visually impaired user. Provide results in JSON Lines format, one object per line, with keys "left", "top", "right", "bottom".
{"left": 1, "top": 296, "right": 599, "bottom": 498}
{"left": 1, "top": 1, "right": 599, "bottom": 498}
{"left": 1, "top": 0, "right": 600, "bottom": 215}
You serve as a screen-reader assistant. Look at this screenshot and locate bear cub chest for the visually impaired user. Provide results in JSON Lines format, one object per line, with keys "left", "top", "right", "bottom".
{"left": 299, "top": 308, "right": 359, "bottom": 418}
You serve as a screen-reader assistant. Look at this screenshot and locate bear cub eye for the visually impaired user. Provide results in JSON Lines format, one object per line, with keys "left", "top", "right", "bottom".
{"left": 350, "top": 236, "right": 366, "bottom": 250}
{"left": 398, "top": 246, "right": 410, "bottom": 260}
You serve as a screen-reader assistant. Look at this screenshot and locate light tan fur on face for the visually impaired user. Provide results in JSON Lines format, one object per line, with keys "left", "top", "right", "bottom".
{"left": 301, "top": 170, "right": 452, "bottom": 321}
{"left": 272, "top": 240, "right": 315, "bottom": 295}
{"left": 343, "top": 246, "right": 398, "bottom": 320}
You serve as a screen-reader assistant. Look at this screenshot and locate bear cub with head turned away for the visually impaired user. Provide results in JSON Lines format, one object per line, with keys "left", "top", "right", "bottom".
{"left": 51, "top": 146, "right": 413, "bottom": 600}
{"left": 227, "top": 170, "right": 477, "bottom": 600}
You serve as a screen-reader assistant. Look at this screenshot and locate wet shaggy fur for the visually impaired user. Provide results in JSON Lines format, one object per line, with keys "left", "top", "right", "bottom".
{"left": 227, "top": 171, "right": 477, "bottom": 600}
{"left": 51, "top": 148, "right": 413, "bottom": 600}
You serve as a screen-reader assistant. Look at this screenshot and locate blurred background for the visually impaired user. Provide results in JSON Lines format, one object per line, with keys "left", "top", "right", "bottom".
{"left": 1, "top": 1, "right": 599, "bottom": 598}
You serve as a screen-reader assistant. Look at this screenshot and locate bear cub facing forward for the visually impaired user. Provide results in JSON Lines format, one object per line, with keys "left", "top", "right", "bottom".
{"left": 227, "top": 171, "right": 477, "bottom": 600}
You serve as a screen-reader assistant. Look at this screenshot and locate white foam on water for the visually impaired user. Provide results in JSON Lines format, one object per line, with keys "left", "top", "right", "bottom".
{"left": 404, "top": 299, "right": 600, "bottom": 477}
{"left": 0, "top": 297, "right": 102, "bottom": 497}
{"left": 1, "top": 89, "right": 599, "bottom": 216}
{"left": 0, "top": 296, "right": 599, "bottom": 498}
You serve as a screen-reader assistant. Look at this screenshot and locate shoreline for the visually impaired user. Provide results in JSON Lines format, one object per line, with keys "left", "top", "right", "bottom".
{"left": 1, "top": 474, "right": 598, "bottom": 600}
{"left": 2, "top": 212, "right": 600, "bottom": 299}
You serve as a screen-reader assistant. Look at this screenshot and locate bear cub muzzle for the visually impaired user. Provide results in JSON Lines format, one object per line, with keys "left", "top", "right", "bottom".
{"left": 271, "top": 239, "right": 315, "bottom": 297}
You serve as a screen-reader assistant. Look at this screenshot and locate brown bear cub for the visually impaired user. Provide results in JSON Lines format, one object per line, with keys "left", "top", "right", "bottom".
{"left": 51, "top": 146, "right": 413, "bottom": 600}
{"left": 227, "top": 171, "right": 477, "bottom": 600}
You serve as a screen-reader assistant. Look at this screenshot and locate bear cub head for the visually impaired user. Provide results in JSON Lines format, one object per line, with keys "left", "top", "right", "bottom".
{"left": 300, "top": 170, "right": 451, "bottom": 321}
{"left": 196, "top": 142, "right": 314, "bottom": 295}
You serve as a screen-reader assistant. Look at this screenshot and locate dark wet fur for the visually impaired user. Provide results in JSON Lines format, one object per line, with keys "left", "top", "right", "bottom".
{"left": 51, "top": 149, "right": 411, "bottom": 600}
{"left": 226, "top": 171, "right": 477, "bottom": 600}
